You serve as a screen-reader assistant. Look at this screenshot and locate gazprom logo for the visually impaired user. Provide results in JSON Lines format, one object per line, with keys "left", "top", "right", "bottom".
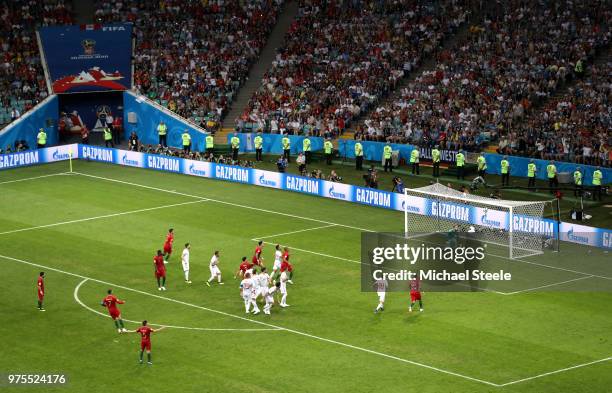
{"left": 567, "top": 227, "right": 589, "bottom": 244}
{"left": 122, "top": 153, "right": 139, "bottom": 166}
{"left": 259, "top": 174, "right": 276, "bottom": 187}
{"left": 481, "top": 209, "right": 501, "bottom": 228}
{"left": 189, "top": 163, "right": 206, "bottom": 177}
{"left": 52, "top": 149, "right": 70, "bottom": 161}
{"left": 328, "top": 186, "right": 346, "bottom": 199}
{"left": 401, "top": 200, "right": 421, "bottom": 213}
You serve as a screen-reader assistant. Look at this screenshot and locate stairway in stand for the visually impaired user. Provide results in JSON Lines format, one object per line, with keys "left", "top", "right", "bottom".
{"left": 221, "top": 0, "right": 300, "bottom": 130}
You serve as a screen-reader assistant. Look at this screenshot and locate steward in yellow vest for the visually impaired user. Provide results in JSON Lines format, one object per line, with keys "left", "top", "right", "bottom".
{"left": 354, "top": 140, "right": 363, "bottom": 170}
{"left": 37, "top": 128, "right": 47, "bottom": 149}
{"left": 383, "top": 144, "right": 392, "bottom": 173}
{"left": 254, "top": 133, "right": 263, "bottom": 162}
{"left": 431, "top": 147, "right": 440, "bottom": 177}
{"left": 324, "top": 139, "right": 333, "bottom": 165}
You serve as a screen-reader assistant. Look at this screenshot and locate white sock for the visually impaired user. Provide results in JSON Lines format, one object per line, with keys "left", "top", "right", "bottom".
{"left": 208, "top": 275, "right": 214, "bottom": 283}
{"left": 250, "top": 300, "right": 260, "bottom": 313}
{"left": 217, "top": 275, "right": 222, "bottom": 283}
{"left": 376, "top": 303, "right": 383, "bottom": 310}
{"left": 184, "top": 270, "right": 189, "bottom": 281}
{"left": 244, "top": 299, "right": 250, "bottom": 313}
{"left": 281, "top": 293, "right": 287, "bottom": 305}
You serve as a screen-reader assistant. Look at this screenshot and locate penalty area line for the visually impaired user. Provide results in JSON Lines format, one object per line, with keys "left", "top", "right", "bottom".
{"left": 73, "top": 279, "right": 279, "bottom": 332}
{"left": 255, "top": 224, "right": 338, "bottom": 240}
{"left": 71, "top": 171, "right": 376, "bottom": 233}
{"left": 499, "top": 356, "right": 612, "bottom": 386}
{"left": 2, "top": 252, "right": 498, "bottom": 387}
{"left": 0, "top": 199, "right": 209, "bottom": 236}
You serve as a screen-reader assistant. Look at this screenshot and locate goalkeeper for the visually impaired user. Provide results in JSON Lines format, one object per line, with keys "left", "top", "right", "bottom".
{"left": 469, "top": 175, "right": 488, "bottom": 192}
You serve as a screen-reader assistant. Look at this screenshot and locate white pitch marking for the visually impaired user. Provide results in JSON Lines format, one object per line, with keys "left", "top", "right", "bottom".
{"left": 256, "top": 240, "right": 363, "bottom": 265}
{"left": 499, "top": 356, "right": 612, "bottom": 386}
{"left": 256, "top": 224, "right": 337, "bottom": 240}
{"left": 2, "top": 253, "right": 499, "bottom": 387}
{"left": 0, "top": 199, "right": 208, "bottom": 236}
{"left": 503, "top": 275, "right": 595, "bottom": 295}
{"left": 0, "top": 172, "right": 68, "bottom": 185}
{"left": 72, "top": 172, "right": 376, "bottom": 233}
{"left": 73, "top": 279, "right": 279, "bottom": 332}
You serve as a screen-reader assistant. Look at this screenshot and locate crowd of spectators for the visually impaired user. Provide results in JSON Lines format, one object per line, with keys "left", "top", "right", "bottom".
{"left": 239, "top": 0, "right": 469, "bottom": 137}
{"left": 0, "top": 1, "right": 73, "bottom": 126}
{"left": 503, "top": 61, "right": 610, "bottom": 166}
{"left": 361, "top": 0, "right": 610, "bottom": 160}
{"left": 94, "top": 0, "right": 284, "bottom": 133}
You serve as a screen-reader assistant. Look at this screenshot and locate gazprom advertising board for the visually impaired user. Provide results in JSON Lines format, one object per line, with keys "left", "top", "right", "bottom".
{"left": 3, "top": 144, "right": 611, "bottom": 249}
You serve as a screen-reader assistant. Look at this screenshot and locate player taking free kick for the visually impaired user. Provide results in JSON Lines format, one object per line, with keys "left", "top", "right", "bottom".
{"left": 134, "top": 320, "right": 165, "bottom": 365}
{"left": 154, "top": 250, "right": 167, "bottom": 291}
{"left": 101, "top": 289, "right": 127, "bottom": 333}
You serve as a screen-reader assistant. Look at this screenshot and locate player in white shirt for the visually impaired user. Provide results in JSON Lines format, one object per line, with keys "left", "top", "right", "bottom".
{"left": 251, "top": 269, "right": 260, "bottom": 300}
{"left": 206, "top": 250, "right": 224, "bottom": 286}
{"left": 264, "top": 282, "right": 281, "bottom": 314}
{"left": 181, "top": 243, "right": 192, "bottom": 284}
{"left": 239, "top": 272, "right": 259, "bottom": 314}
{"left": 271, "top": 244, "right": 283, "bottom": 283}
{"left": 258, "top": 267, "right": 271, "bottom": 297}
{"left": 374, "top": 278, "right": 388, "bottom": 313}
{"left": 279, "top": 270, "right": 289, "bottom": 307}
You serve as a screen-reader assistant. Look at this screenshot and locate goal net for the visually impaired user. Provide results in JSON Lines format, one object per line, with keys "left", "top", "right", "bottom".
{"left": 403, "top": 183, "right": 557, "bottom": 259}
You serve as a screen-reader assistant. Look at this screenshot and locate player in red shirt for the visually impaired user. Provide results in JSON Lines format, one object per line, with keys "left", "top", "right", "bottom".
{"left": 280, "top": 248, "right": 294, "bottom": 284}
{"left": 409, "top": 279, "right": 423, "bottom": 312}
{"left": 154, "top": 250, "right": 167, "bottom": 291}
{"left": 101, "top": 289, "right": 127, "bottom": 333}
{"left": 134, "top": 320, "right": 165, "bottom": 365}
{"left": 234, "top": 256, "right": 253, "bottom": 279}
{"left": 37, "top": 272, "right": 45, "bottom": 311}
{"left": 252, "top": 240, "right": 264, "bottom": 266}
{"left": 163, "top": 228, "right": 174, "bottom": 262}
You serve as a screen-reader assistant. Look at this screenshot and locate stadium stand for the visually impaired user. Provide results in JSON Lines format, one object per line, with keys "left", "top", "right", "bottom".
{"left": 0, "top": 0, "right": 73, "bottom": 127}
{"left": 93, "top": 0, "right": 285, "bottom": 133}
{"left": 238, "top": 0, "right": 469, "bottom": 137}
{"left": 360, "top": 0, "right": 610, "bottom": 160}
{"left": 509, "top": 61, "right": 611, "bottom": 166}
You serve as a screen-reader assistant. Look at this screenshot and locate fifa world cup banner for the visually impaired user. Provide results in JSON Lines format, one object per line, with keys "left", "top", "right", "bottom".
{"left": 39, "top": 24, "right": 133, "bottom": 93}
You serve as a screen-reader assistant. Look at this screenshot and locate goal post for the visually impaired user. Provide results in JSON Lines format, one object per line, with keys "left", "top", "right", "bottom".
{"left": 403, "top": 183, "right": 558, "bottom": 259}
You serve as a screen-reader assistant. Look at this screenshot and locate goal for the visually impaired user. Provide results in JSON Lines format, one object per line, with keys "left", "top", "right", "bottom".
{"left": 403, "top": 183, "right": 559, "bottom": 259}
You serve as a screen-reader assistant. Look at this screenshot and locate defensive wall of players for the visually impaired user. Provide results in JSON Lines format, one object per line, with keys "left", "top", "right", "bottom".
{"left": 1, "top": 144, "right": 611, "bottom": 250}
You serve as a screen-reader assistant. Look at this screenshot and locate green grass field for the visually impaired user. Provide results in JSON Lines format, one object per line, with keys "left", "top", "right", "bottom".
{"left": 0, "top": 160, "right": 610, "bottom": 393}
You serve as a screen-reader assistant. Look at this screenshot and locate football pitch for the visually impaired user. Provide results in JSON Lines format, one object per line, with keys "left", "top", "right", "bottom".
{"left": 0, "top": 160, "right": 610, "bottom": 393}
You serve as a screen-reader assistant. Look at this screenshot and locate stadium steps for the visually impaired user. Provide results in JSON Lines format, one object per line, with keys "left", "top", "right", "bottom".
{"left": 221, "top": 0, "right": 300, "bottom": 129}
{"left": 214, "top": 128, "right": 234, "bottom": 145}
{"left": 348, "top": 7, "right": 481, "bottom": 132}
